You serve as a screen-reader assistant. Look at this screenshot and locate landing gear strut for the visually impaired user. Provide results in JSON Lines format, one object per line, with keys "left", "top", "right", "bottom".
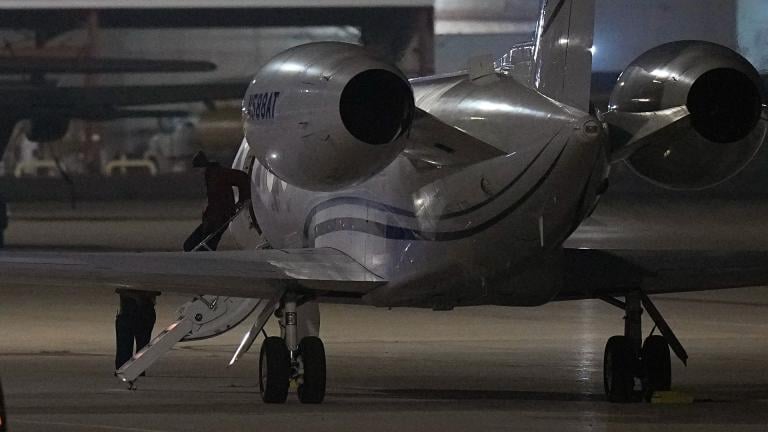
{"left": 258, "top": 294, "right": 326, "bottom": 404}
{"left": 601, "top": 291, "right": 686, "bottom": 403}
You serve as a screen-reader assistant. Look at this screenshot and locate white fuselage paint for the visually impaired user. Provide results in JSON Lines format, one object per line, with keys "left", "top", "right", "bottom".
{"left": 231, "top": 72, "right": 607, "bottom": 309}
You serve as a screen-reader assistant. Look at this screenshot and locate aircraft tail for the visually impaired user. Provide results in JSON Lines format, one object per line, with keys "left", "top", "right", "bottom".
{"left": 531, "top": 0, "right": 596, "bottom": 111}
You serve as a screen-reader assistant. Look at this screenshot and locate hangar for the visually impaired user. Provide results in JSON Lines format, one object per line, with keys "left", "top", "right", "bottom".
{"left": 1, "top": 1, "right": 768, "bottom": 431}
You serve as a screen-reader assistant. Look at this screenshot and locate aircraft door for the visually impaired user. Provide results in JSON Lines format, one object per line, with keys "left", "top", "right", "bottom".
{"left": 179, "top": 296, "right": 263, "bottom": 341}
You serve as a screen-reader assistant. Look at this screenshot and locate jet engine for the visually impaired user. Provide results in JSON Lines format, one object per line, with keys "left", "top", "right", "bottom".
{"left": 242, "top": 42, "right": 414, "bottom": 191}
{"left": 606, "top": 41, "right": 765, "bottom": 189}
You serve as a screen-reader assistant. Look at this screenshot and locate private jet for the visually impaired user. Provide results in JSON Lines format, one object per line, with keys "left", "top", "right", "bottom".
{"left": 2, "top": 0, "right": 767, "bottom": 404}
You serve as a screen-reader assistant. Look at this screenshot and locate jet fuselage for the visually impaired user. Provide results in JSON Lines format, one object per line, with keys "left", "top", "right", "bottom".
{"left": 231, "top": 72, "right": 608, "bottom": 308}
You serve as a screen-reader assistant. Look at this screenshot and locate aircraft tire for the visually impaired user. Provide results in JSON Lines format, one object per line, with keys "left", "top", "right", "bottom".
{"left": 641, "top": 335, "right": 671, "bottom": 400}
{"left": 604, "top": 335, "right": 635, "bottom": 403}
{"left": 297, "top": 336, "right": 326, "bottom": 404}
{"left": 259, "top": 336, "right": 290, "bottom": 403}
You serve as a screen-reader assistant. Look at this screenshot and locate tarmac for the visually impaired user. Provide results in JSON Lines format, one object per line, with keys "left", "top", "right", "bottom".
{"left": 1, "top": 201, "right": 768, "bottom": 431}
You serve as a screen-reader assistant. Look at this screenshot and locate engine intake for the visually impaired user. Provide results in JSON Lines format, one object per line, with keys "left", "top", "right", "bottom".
{"left": 340, "top": 69, "right": 412, "bottom": 145}
{"left": 686, "top": 68, "right": 762, "bottom": 144}
{"left": 607, "top": 41, "right": 765, "bottom": 189}
{"left": 243, "top": 42, "right": 414, "bottom": 191}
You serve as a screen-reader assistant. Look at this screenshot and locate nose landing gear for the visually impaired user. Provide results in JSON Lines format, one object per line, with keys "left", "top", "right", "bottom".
{"left": 600, "top": 291, "right": 686, "bottom": 403}
{"left": 258, "top": 295, "right": 327, "bottom": 404}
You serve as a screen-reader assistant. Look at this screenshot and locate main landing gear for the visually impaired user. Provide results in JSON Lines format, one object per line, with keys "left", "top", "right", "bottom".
{"left": 259, "top": 295, "right": 326, "bottom": 404}
{"left": 601, "top": 291, "right": 688, "bottom": 403}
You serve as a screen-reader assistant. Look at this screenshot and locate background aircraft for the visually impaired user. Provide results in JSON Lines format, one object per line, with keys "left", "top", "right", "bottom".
{"left": 1, "top": 0, "right": 766, "bottom": 407}
{"left": 0, "top": 54, "right": 244, "bottom": 159}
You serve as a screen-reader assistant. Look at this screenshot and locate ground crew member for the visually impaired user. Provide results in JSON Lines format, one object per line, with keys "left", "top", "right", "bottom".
{"left": 115, "top": 289, "right": 159, "bottom": 372}
{"left": 184, "top": 151, "right": 251, "bottom": 252}
{"left": 0, "top": 194, "right": 6, "bottom": 249}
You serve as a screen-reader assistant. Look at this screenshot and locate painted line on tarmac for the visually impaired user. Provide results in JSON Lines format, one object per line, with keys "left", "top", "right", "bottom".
{"left": 14, "top": 419, "right": 169, "bottom": 432}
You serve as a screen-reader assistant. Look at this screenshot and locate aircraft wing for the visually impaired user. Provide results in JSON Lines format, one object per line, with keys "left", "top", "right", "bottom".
{"left": 0, "top": 248, "right": 385, "bottom": 299}
{"left": 557, "top": 247, "right": 768, "bottom": 301}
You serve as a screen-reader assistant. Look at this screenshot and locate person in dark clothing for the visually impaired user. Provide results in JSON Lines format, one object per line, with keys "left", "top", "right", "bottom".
{"left": 0, "top": 194, "right": 7, "bottom": 249}
{"left": 184, "top": 151, "right": 251, "bottom": 252}
{"left": 0, "top": 377, "right": 6, "bottom": 432}
{"left": 115, "top": 289, "right": 159, "bottom": 372}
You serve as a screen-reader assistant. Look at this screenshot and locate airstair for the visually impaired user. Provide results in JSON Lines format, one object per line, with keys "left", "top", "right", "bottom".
{"left": 116, "top": 200, "right": 277, "bottom": 386}
{"left": 190, "top": 200, "right": 265, "bottom": 251}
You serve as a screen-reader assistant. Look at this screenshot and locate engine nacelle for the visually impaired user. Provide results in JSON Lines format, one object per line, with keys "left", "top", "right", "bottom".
{"left": 607, "top": 41, "right": 765, "bottom": 189}
{"left": 242, "top": 42, "right": 414, "bottom": 191}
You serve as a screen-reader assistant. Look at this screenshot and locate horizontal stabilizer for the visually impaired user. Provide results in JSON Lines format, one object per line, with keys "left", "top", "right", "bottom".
{"left": 403, "top": 108, "right": 507, "bottom": 167}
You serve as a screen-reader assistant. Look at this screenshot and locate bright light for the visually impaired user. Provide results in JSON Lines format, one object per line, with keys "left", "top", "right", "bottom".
{"left": 588, "top": 46, "right": 597, "bottom": 55}
{"left": 471, "top": 100, "right": 570, "bottom": 121}
{"left": 269, "top": 152, "right": 279, "bottom": 160}
{"left": 279, "top": 62, "right": 305, "bottom": 73}
{"left": 651, "top": 68, "right": 675, "bottom": 80}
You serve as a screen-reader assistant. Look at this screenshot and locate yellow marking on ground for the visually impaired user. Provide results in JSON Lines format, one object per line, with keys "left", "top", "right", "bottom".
{"left": 651, "top": 391, "right": 695, "bottom": 404}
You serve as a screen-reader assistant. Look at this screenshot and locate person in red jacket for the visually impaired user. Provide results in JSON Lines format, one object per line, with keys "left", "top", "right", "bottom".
{"left": 184, "top": 151, "right": 251, "bottom": 251}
